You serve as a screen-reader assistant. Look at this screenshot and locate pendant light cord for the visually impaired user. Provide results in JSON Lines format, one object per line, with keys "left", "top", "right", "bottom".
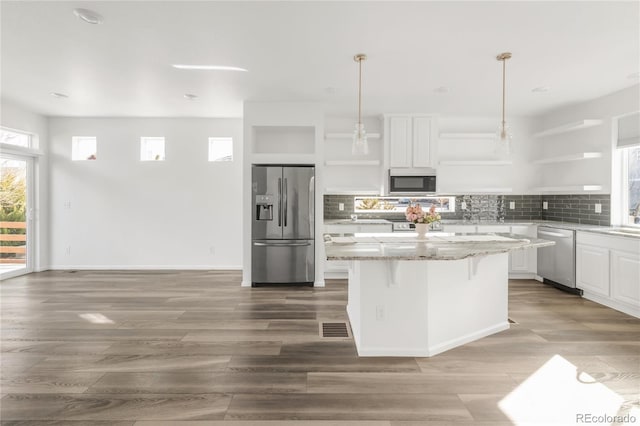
{"left": 357, "top": 57, "right": 362, "bottom": 127}
{"left": 501, "top": 58, "right": 506, "bottom": 128}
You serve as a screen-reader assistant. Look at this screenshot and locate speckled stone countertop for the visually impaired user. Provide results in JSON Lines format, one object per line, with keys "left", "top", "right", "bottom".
{"left": 323, "top": 219, "right": 640, "bottom": 239}
{"left": 324, "top": 232, "right": 555, "bottom": 261}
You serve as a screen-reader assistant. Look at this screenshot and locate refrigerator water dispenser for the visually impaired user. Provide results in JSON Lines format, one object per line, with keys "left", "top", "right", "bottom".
{"left": 255, "top": 195, "right": 274, "bottom": 221}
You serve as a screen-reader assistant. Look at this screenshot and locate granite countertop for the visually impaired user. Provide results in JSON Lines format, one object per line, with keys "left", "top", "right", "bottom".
{"left": 323, "top": 218, "right": 640, "bottom": 239}
{"left": 324, "top": 232, "right": 555, "bottom": 261}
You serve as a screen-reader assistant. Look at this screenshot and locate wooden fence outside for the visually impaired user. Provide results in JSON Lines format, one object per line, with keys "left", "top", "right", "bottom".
{"left": 0, "top": 221, "right": 26, "bottom": 264}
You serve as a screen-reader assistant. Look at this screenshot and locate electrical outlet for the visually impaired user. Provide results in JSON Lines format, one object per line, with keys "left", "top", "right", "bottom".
{"left": 509, "top": 201, "right": 516, "bottom": 210}
{"left": 543, "top": 201, "right": 548, "bottom": 210}
{"left": 209, "top": 246, "right": 215, "bottom": 254}
{"left": 64, "top": 201, "right": 71, "bottom": 209}
{"left": 461, "top": 201, "right": 467, "bottom": 210}
{"left": 376, "top": 305, "right": 385, "bottom": 320}
{"left": 65, "top": 246, "right": 71, "bottom": 256}
{"left": 595, "top": 203, "right": 602, "bottom": 213}
{"left": 338, "top": 203, "right": 344, "bottom": 211}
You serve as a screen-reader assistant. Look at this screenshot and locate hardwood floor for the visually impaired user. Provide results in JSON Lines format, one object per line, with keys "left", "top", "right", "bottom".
{"left": 1, "top": 270, "right": 639, "bottom": 424}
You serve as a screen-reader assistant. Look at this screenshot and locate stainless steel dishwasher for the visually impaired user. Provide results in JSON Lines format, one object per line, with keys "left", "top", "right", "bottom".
{"left": 537, "top": 226, "right": 581, "bottom": 294}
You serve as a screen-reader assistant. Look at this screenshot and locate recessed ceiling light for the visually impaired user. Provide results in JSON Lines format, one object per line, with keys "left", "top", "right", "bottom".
{"left": 627, "top": 72, "right": 640, "bottom": 79}
{"left": 73, "top": 8, "right": 104, "bottom": 25}
{"left": 532, "top": 86, "right": 551, "bottom": 93}
{"left": 434, "top": 86, "right": 450, "bottom": 93}
{"left": 50, "top": 92, "right": 68, "bottom": 98}
{"left": 184, "top": 94, "right": 198, "bottom": 100}
{"left": 172, "top": 64, "right": 248, "bottom": 72}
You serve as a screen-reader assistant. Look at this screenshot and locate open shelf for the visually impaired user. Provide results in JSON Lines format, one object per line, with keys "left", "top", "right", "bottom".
{"left": 439, "top": 132, "right": 496, "bottom": 140}
{"left": 324, "top": 187, "right": 381, "bottom": 195}
{"left": 325, "top": 160, "right": 380, "bottom": 166}
{"left": 325, "top": 133, "right": 381, "bottom": 140}
{"left": 438, "top": 187, "right": 513, "bottom": 194}
{"left": 533, "top": 185, "right": 603, "bottom": 193}
{"left": 439, "top": 160, "right": 513, "bottom": 166}
{"left": 533, "top": 152, "right": 603, "bottom": 165}
{"left": 533, "top": 120, "right": 603, "bottom": 139}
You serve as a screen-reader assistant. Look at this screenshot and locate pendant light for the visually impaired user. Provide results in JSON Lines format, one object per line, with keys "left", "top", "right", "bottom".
{"left": 352, "top": 53, "right": 368, "bottom": 155}
{"left": 496, "top": 52, "right": 512, "bottom": 157}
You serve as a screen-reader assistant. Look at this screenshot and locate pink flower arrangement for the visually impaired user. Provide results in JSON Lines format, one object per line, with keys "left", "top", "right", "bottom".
{"left": 405, "top": 203, "right": 441, "bottom": 224}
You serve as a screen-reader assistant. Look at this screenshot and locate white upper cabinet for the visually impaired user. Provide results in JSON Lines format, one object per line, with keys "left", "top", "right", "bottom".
{"left": 388, "top": 116, "right": 411, "bottom": 167}
{"left": 385, "top": 114, "right": 436, "bottom": 169}
{"left": 412, "top": 116, "right": 433, "bottom": 167}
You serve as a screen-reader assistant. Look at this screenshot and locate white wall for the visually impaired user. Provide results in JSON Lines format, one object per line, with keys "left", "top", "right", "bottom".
{"left": 0, "top": 98, "right": 49, "bottom": 271}
{"left": 533, "top": 84, "right": 640, "bottom": 193}
{"left": 48, "top": 117, "right": 243, "bottom": 269}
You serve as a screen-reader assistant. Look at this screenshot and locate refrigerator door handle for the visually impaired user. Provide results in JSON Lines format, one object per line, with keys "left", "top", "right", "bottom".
{"left": 277, "top": 177, "right": 282, "bottom": 227}
{"left": 283, "top": 178, "right": 288, "bottom": 227}
{"left": 253, "top": 241, "right": 312, "bottom": 247}
{"left": 309, "top": 176, "right": 315, "bottom": 237}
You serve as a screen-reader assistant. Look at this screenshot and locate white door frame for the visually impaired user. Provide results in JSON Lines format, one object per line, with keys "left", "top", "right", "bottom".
{"left": 1, "top": 152, "right": 35, "bottom": 280}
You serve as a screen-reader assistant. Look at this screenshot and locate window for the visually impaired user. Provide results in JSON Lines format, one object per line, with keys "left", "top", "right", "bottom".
{"left": 0, "top": 128, "right": 31, "bottom": 148}
{"left": 72, "top": 137, "right": 97, "bottom": 160}
{"left": 354, "top": 196, "right": 456, "bottom": 213}
{"left": 622, "top": 145, "right": 640, "bottom": 226}
{"left": 140, "top": 137, "right": 165, "bottom": 161}
{"left": 208, "top": 137, "right": 233, "bottom": 162}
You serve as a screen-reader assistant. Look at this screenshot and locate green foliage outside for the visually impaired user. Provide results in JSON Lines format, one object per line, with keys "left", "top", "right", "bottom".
{"left": 0, "top": 166, "right": 26, "bottom": 257}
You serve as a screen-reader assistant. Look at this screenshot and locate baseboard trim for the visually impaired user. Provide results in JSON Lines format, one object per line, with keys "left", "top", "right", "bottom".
{"left": 582, "top": 291, "right": 640, "bottom": 319}
{"left": 508, "top": 272, "right": 536, "bottom": 280}
{"left": 48, "top": 265, "right": 243, "bottom": 271}
{"left": 427, "top": 322, "right": 510, "bottom": 356}
{"left": 352, "top": 321, "right": 510, "bottom": 357}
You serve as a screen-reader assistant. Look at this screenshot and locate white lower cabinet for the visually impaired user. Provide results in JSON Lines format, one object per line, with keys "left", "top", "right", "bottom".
{"left": 324, "top": 222, "right": 393, "bottom": 278}
{"left": 611, "top": 249, "right": 640, "bottom": 308}
{"left": 325, "top": 223, "right": 393, "bottom": 234}
{"left": 456, "top": 224, "right": 536, "bottom": 278}
{"left": 442, "top": 224, "right": 477, "bottom": 233}
{"left": 576, "top": 231, "right": 640, "bottom": 318}
{"left": 576, "top": 244, "right": 610, "bottom": 297}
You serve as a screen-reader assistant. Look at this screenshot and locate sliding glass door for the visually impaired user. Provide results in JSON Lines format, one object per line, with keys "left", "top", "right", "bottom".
{"left": 0, "top": 154, "right": 33, "bottom": 278}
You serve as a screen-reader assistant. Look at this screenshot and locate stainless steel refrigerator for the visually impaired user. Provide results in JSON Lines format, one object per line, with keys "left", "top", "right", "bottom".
{"left": 251, "top": 165, "right": 315, "bottom": 286}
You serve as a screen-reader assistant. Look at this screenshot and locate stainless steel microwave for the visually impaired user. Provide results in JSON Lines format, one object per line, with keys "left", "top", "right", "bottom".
{"left": 388, "top": 168, "right": 437, "bottom": 194}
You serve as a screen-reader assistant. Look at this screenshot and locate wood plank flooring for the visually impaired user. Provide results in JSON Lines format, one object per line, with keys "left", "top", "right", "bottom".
{"left": 1, "top": 270, "right": 639, "bottom": 424}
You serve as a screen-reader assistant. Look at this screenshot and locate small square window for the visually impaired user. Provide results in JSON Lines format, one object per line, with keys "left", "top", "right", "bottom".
{"left": 1, "top": 128, "right": 32, "bottom": 148}
{"left": 72, "top": 136, "right": 97, "bottom": 160}
{"left": 141, "top": 137, "right": 165, "bottom": 161}
{"left": 208, "top": 137, "right": 233, "bottom": 162}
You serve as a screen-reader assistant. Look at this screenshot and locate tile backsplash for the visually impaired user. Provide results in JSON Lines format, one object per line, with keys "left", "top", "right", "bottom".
{"left": 324, "top": 194, "right": 611, "bottom": 226}
{"left": 540, "top": 194, "right": 611, "bottom": 226}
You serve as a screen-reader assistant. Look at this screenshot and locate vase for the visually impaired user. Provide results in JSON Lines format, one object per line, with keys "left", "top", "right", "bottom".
{"left": 415, "top": 223, "right": 429, "bottom": 238}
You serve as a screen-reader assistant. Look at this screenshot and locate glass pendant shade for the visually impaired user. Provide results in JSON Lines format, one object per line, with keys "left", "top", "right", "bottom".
{"left": 352, "top": 123, "right": 369, "bottom": 155}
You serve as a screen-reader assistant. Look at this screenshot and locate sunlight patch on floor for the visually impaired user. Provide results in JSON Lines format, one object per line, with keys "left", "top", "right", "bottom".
{"left": 499, "top": 354, "right": 627, "bottom": 425}
{"left": 78, "top": 313, "right": 115, "bottom": 324}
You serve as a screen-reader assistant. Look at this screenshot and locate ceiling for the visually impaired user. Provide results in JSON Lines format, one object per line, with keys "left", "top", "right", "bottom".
{"left": 1, "top": 1, "right": 638, "bottom": 118}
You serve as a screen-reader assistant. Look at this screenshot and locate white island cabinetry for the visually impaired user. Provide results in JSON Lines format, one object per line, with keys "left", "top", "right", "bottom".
{"left": 576, "top": 231, "right": 640, "bottom": 318}
{"left": 325, "top": 233, "right": 554, "bottom": 356}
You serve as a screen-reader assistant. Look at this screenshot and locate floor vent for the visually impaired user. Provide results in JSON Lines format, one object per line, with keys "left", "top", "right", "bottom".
{"left": 320, "top": 322, "right": 350, "bottom": 338}
{"left": 508, "top": 318, "right": 518, "bottom": 324}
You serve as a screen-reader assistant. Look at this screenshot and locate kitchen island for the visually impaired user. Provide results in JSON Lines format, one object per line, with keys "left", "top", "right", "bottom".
{"left": 325, "top": 232, "right": 554, "bottom": 357}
